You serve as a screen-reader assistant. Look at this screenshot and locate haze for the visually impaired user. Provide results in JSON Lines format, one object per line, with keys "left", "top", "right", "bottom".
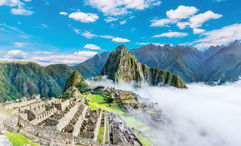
{"left": 90, "top": 80, "right": 241, "bottom": 146}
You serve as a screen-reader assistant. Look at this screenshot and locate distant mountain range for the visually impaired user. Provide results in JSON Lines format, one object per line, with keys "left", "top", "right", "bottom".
{"left": 0, "top": 40, "right": 240, "bottom": 101}
{"left": 92, "top": 40, "right": 241, "bottom": 84}
{"left": 101, "top": 45, "right": 186, "bottom": 88}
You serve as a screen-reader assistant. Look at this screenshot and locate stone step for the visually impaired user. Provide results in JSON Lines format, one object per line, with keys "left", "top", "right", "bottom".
{"left": 0, "top": 135, "right": 12, "bottom": 146}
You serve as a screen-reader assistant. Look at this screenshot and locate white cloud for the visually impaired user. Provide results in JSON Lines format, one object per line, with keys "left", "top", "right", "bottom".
{"left": 39, "top": 24, "right": 48, "bottom": 29}
{"left": 0, "top": 0, "right": 33, "bottom": 16}
{"left": 153, "top": 32, "right": 188, "bottom": 38}
{"left": 5, "top": 1, "right": 34, "bottom": 15}
{"left": 5, "top": 50, "right": 27, "bottom": 59}
{"left": 14, "top": 42, "right": 28, "bottom": 47}
{"left": 81, "top": 31, "right": 96, "bottom": 38}
{"left": 85, "top": 0, "right": 161, "bottom": 16}
{"left": 0, "top": 50, "right": 98, "bottom": 66}
{"left": 84, "top": 44, "right": 101, "bottom": 50}
{"left": 34, "top": 51, "right": 52, "bottom": 55}
{"left": 193, "top": 28, "right": 205, "bottom": 34}
{"left": 189, "top": 10, "right": 222, "bottom": 29}
{"left": 0, "top": 0, "right": 19, "bottom": 6}
{"left": 151, "top": 5, "right": 197, "bottom": 27}
{"left": 72, "top": 51, "right": 97, "bottom": 56}
{"left": 69, "top": 12, "right": 99, "bottom": 23}
{"left": 179, "top": 42, "right": 193, "bottom": 46}
{"left": 104, "top": 17, "right": 118, "bottom": 23}
{"left": 99, "top": 35, "right": 113, "bottom": 39}
{"left": 194, "top": 23, "right": 241, "bottom": 49}
{"left": 177, "top": 22, "right": 190, "bottom": 29}
{"left": 81, "top": 31, "right": 130, "bottom": 43}
{"left": 150, "top": 18, "right": 177, "bottom": 27}
{"left": 150, "top": 5, "right": 222, "bottom": 34}
{"left": 59, "top": 11, "right": 68, "bottom": 15}
{"left": 120, "top": 19, "right": 127, "bottom": 25}
{"left": 166, "top": 5, "right": 198, "bottom": 20}
{"left": 112, "top": 37, "right": 130, "bottom": 43}
{"left": 73, "top": 28, "right": 81, "bottom": 34}
{"left": 33, "top": 51, "right": 98, "bottom": 66}
{"left": 11, "top": 7, "right": 33, "bottom": 15}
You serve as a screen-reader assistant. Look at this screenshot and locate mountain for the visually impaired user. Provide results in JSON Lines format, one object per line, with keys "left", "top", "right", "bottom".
{"left": 1, "top": 41, "right": 241, "bottom": 101}
{"left": 130, "top": 44, "right": 202, "bottom": 82}
{"left": 199, "top": 40, "right": 241, "bottom": 84}
{"left": 63, "top": 71, "right": 88, "bottom": 93}
{"left": 202, "top": 45, "right": 223, "bottom": 59}
{"left": 101, "top": 45, "right": 187, "bottom": 88}
{"left": 73, "top": 52, "right": 110, "bottom": 78}
{"left": 0, "top": 51, "right": 111, "bottom": 102}
{"left": 0, "top": 62, "right": 64, "bottom": 102}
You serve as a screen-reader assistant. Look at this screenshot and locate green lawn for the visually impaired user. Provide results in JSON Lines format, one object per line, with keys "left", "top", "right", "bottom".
{"left": 86, "top": 94, "right": 125, "bottom": 114}
{"left": 120, "top": 115, "right": 145, "bottom": 128}
{"left": 88, "top": 94, "right": 106, "bottom": 103}
{"left": 97, "top": 126, "right": 104, "bottom": 143}
{"left": 6, "top": 131, "right": 38, "bottom": 146}
{"left": 136, "top": 133, "right": 152, "bottom": 146}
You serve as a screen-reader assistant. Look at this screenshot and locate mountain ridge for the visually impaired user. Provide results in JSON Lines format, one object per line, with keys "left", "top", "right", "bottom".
{"left": 0, "top": 41, "right": 241, "bottom": 101}
{"left": 101, "top": 45, "right": 187, "bottom": 88}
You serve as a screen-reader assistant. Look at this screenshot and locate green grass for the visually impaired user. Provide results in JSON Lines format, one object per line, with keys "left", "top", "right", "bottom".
{"left": 136, "top": 133, "right": 152, "bottom": 146}
{"left": 120, "top": 115, "right": 144, "bottom": 128}
{"left": 88, "top": 94, "right": 106, "bottom": 103}
{"left": 87, "top": 101, "right": 125, "bottom": 114}
{"left": 97, "top": 126, "right": 104, "bottom": 143}
{"left": 5, "top": 131, "right": 38, "bottom": 146}
{"left": 86, "top": 94, "right": 125, "bottom": 114}
{"left": 105, "top": 121, "right": 109, "bottom": 144}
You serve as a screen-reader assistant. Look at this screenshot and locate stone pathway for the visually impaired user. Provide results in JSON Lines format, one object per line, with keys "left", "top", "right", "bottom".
{"left": 0, "top": 135, "right": 12, "bottom": 146}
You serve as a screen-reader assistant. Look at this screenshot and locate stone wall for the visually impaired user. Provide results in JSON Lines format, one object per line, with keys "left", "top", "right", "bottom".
{"left": 4, "top": 98, "right": 37, "bottom": 109}
{"left": 30, "top": 107, "right": 57, "bottom": 125}
{"left": 56, "top": 102, "right": 80, "bottom": 131}
{"left": 72, "top": 104, "right": 88, "bottom": 137}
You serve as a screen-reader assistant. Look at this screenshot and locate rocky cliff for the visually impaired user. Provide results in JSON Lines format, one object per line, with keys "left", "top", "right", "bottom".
{"left": 101, "top": 45, "right": 187, "bottom": 88}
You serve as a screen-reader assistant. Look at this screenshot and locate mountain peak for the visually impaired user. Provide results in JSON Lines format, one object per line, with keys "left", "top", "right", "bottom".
{"left": 114, "top": 45, "right": 128, "bottom": 52}
{"left": 101, "top": 45, "right": 187, "bottom": 88}
{"left": 63, "top": 71, "right": 88, "bottom": 93}
{"left": 230, "top": 40, "right": 240, "bottom": 47}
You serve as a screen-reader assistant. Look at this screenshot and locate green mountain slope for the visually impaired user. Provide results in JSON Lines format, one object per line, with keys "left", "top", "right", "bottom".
{"left": 1, "top": 41, "right": 240, "bottom": 101}
{"left": 63, "top": 71, "right": 88, "bottom": 93}
{"left": 0, "top": 62, "right": 63, "bottom": 102}
{"left": 101, "top": 45, "right": 187, "bottom": 88}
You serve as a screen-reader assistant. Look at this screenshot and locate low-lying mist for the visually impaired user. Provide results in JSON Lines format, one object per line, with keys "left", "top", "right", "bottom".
{"left": 89, "top": 80, "right": 241, "bottom": 146}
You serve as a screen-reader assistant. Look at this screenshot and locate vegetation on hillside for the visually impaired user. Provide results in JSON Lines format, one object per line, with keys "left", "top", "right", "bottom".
{"left": 6, "top": 131, "right": 38, "bottom": 146}
{"left": 101, "top": 45, "right": 187, "bottom": 88}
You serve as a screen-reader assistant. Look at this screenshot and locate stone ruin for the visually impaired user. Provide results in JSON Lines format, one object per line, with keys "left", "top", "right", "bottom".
{"left": 1, "top": 94, "right": 143, "bottom": 146}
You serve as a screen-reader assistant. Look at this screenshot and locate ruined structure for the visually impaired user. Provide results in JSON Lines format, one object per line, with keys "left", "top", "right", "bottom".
{"left": 1, "top": 93, "right": 143, "bottom": 145}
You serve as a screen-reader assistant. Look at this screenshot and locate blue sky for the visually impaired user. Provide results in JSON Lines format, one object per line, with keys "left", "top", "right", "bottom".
{"left": 0, "top": 0, "right": 241, "bottom": 65}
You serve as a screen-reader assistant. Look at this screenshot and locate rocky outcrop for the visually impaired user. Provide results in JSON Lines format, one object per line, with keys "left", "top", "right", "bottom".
{"left": 63, "top": 71, "right": 88, "bottom": 93}
{"left": 101, "top": 45, "right": 187, "bottom": 88}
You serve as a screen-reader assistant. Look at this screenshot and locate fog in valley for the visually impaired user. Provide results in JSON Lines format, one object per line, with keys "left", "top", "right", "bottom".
{"left": 89, "top": 79, "right": 241, "bottom": 146}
